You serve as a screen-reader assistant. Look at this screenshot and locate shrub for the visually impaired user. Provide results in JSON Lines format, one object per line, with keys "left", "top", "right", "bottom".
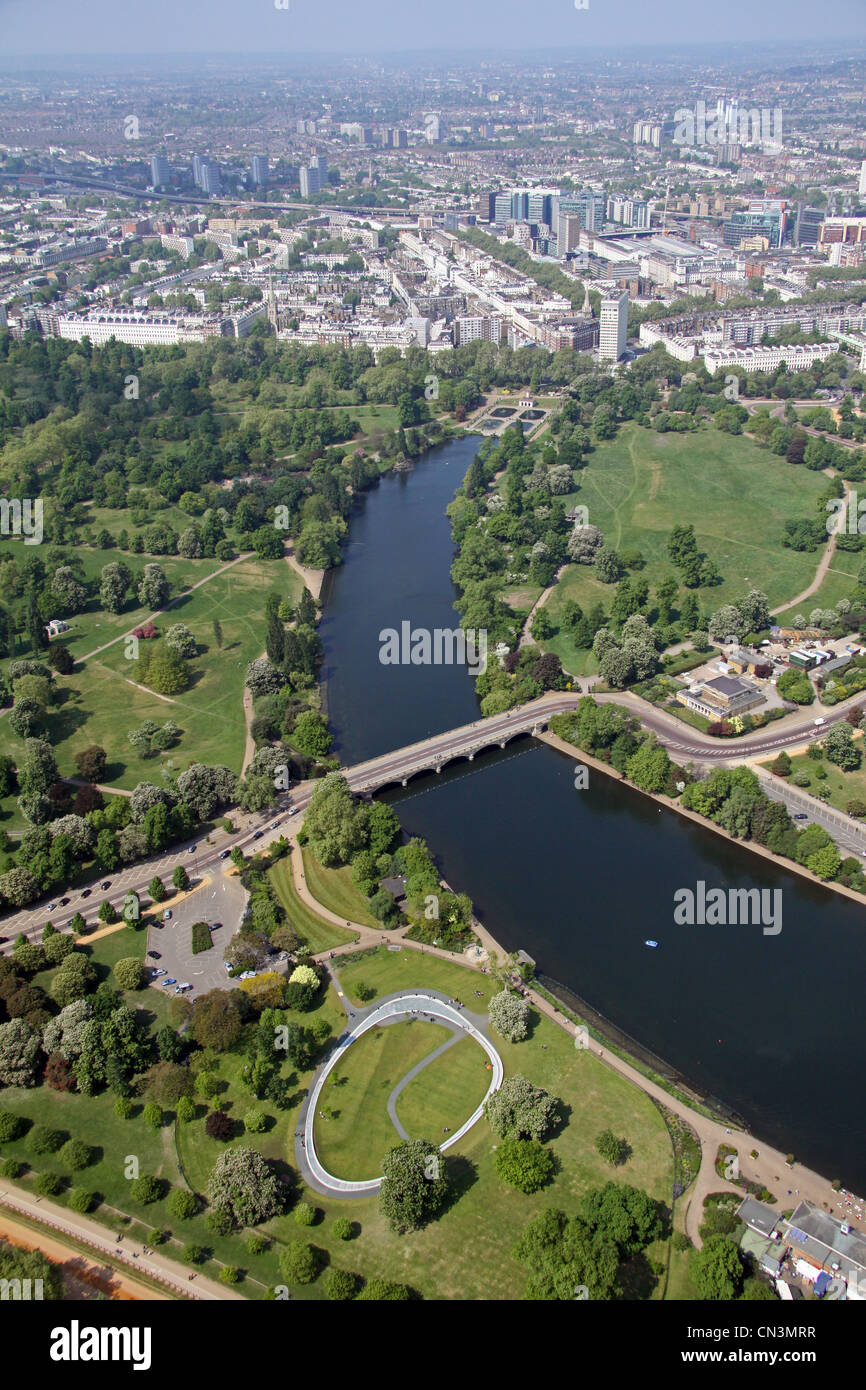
{"left": 29, "top": 1124, "right": 64, "bottom": 1155}
{"left": 206, "top": 1208, "right": 234, "bottom": 1237}
{"left": 58, "top": 1139, "right": 92, "bottom": 1171}
{"left": 0, "top": 1109, "right": 25, "bottom": 1143}
{"left": 113, "top": 957, "right": 146, "bottom": 991}
{"left": 243, "top": 1109, "right": 267, "bottom": 1134}
{"left": 219, "top": 1265, "right": 241, "bottom": 1285}
{"left": 294, "top": 1201, "right": 317, "bottom": 1227}
{"left": 176, "top": 1096, "right": 196, "bottom": 1123}
{"left": 332, "top": 1217, "right": 354, "bottom": 1241}
{"left": 0, "top": 1158, "right": 22, "bottom": 1179}
{"left": 113, "top": 1097, "right": 134, "bottom": 1120}
{"left": 279, "top": 1240, "right": 318, "bottom": 1285}
{"left": 325, "top": 1268, "right": 358, "bottom": 1300}
{"left": 247, "top": 1233, "right": 269, "bottom": 1256}
{"left": 167, "top": 1188, "right": 198, "bottom": 1221}
{"left": 205, "top": 1110, "right": 234, "bottom": 1141}
{"left": 183, "top": 1244, "right": 205, "bottom": 1265}
{"left": 595, "top": 1129, "right": 628, "bottom": 1166}
{"left": 68, "top": 1188, "right": 94, "bottom": 1214}
{"left": 493, "top": 1137, "right": 555, "bottom": 1192}
{"left": 142, "top": 1103, "right": 163, "bottom": 1130}
{"left": 129, "top": 1175, "right": 164, "bottom": 1204}
{"left": 34, "top": 1171, "right": 63, "bottom": 1197}
{"left": 191, "top": 922, "right": 212, "bottom": 955}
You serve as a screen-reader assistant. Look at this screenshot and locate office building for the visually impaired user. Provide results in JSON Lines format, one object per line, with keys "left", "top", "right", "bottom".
{"left": 599, "top": 289, "right": 629, "bottom": 361}
{"left": 795, "top": 205, "right": 824, "bottom": 247}
{"left": 724, "top": 210, "right": 783, "bottom": 249}
{"left": 557, "top": 212, "right": 582, "bottom": 254}
{"left": 150, "top": 155, "right": 171, "bottom": 188}
{"left": 560, "top": 190, "right": 605, "bottom": 233}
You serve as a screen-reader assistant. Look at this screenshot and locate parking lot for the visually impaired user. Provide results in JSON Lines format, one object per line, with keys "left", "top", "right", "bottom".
{"left": 145, "top": 870, "right": 249, "bottom": 1001}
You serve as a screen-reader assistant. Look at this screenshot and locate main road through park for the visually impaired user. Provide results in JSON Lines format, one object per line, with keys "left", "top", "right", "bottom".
{"left": 4, "top": 684, "right": 866, "bottom": 944}
{"left": 294, "top": 990, "right": 504, "bottom": 1198}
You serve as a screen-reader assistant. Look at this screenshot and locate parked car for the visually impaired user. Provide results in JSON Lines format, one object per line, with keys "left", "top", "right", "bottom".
{"left": 154, "top": 968, "right": 167, "bottom": 976}
{"left": 81, "top": 889, "right": 91, "bottom": 899}
{"left": 160, "top": 977, "right": 177, "bottom": 987}
{"left": 794, "top": 813, "right": 808, "bottom": 821}
{"left": 270, "top": 820, "right": 280, "bottom": 829}
{"left": 224, "top": 961, "right": 233, "bottom": 974}
{"left": 147, "top": 950, "right": 161, "bottom": 959}
{"left": 162, "top": 909, "right": 172, "bottom": 921}
{"left": 252, "top": 830, "right": 263, "bottom": 840}
{"left": 219, "top": 849, "right": 231, "bottom": 859}
{"left": 288, "top": 807, "right": 298, "bottom": 817}
{"left": 187, "top": 845, "right": 196, "bottom": 854}
{"left": 59, "top": 897, "right": 70, "bottom": 906}
{"left": 239, "top": 970, "right": 256, "bottom": 981}
{"left": 0, "top": 936, "right": 7, "bottom": 945}
{"left": 101, "top": 880, "right": 112, "bottom": 890}
{"left": 48, "top": 901, "right": 57, "bottom": 911}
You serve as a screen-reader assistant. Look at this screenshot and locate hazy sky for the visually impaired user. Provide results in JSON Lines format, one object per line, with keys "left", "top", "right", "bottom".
{"left": 1, "top": 0, "right": 864, "bottom": 56}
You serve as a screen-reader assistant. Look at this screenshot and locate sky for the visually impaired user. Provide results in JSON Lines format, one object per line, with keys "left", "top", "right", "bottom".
{"left": 1, "top": 0, "right": 864, "bottom": 57}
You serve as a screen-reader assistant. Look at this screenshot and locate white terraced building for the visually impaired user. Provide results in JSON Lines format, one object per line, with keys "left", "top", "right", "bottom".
{"left": 56, "top": 311, "right": 223, "bottom": 345}
{"left": 702, "top": 342, "right": 837, "bottom": 374}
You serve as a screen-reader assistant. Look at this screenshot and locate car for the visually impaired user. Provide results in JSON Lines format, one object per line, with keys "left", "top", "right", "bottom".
{"left": 187, "top": 845, "right": 196, "bottom": 854}
{"left": 160, "top": 977, "right": 177, "bottom": 987}
{"left": 219, "top": 849, "right": 231, "bottom": 859}
{"left": 288, "top": 807, "right": 298, "bottom": 816}
{"left": 271, "top": 820, "right": 280, "bottom": 829}
{"left": 813, "top": 718, "right": 826, "bottom": 727}
{"left": 794, "top": 813, "right": 808, "bottom": 821}
{"left": 154, "top": 968, "right": 167, "bottom": 975}
{"left": 162, "top": 909, "right": 172, "bottom": 921}
{"left": 81, "top": 889, "right": 91, "bottom": 898}
{"left": 0, "top": 936, "right": 7, "bottom": 945}
{"left": 175, "top": 982, "right": 191, "bottom": 993}
{"left": 48, "top": 901, "right": 57, "bottom": 911}
{"left": 101, "top": 880, "right": 111, "bottom": 890}
{"left": 66, "top": 918, "right": 76, "bottom": 928}
{"left": 252, "top": 830, "right": 263, "bottom": 840}
{"left": 239, "top": 970, "right": 256, "bottom": 980}
{"left": 59, "top": 897, "right": 70, "bottom": 906}
{"left": 146, "top": 950, "right": 161, "bottom": 959}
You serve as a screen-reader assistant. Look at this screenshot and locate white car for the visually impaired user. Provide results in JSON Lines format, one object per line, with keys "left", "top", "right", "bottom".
{"left": 238, "top": 970, "right": 256, "bottom": 981}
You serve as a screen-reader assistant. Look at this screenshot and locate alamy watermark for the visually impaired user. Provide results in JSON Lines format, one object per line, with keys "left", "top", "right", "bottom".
{"left": 379, "top": 622, "right": 487, "bottom": 676}
{"left": 0, "top": 498, "right": 43, "bottom": 545}
{"left": 827, "top": 493, "right": 866, "bottom": 535}
{"left": 674, "top": 881, "right": 782, "bottom": 936}
{"left": 673, "top": 100, "right": 783, "bottom": 150}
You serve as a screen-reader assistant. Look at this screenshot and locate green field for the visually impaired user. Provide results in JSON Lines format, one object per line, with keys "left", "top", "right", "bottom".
{"left": 300, "top": 848, "right": 380, "bottom": 929}
{"left": 0, "top": 945, "right": 676, "bottom": 1300}
{"left": 542, "top": 422, "right": 832, "bottom": 674}
{"left": 0, "top": 555, "right": 301, "bottom": 797}
{"left": 268, "top": 856, "right": 359, "bottom": 953}
{"left": 314, "top": 1020, "right": 452, "bottom": 1180}
{"left": 394, "top": 1034, "right": 492, "bottom": 1140}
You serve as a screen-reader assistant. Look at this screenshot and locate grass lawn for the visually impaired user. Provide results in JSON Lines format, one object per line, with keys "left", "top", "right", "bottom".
{"left": 314, "top": 1020, "right": 452, "bottom": 1180}
{"left": 771, "top": 558, "right": 861, "bottom": 627}
{"left": 300, "top": 849, "right": 380, "bottom": 929}
{"left": 0, "top": 948, "right": 676, "bottom": 1299}
{"left": 540, "top": 421, "right": 832, "bottom": 672}
{"left": 268, "top": 856, "right": 359, "bottom": 953}
{"left": 0, "top": 555, "right": 299, "bottom": 790}
{"left": 394, "top": 1034, "right": 491, "bottom": 1140}
{"left": 336, "top": 945, "right": 493, "bottom": 1008}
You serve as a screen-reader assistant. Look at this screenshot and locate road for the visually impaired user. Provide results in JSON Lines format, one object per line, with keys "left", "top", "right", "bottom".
{"left": 4, "top": 686, "right": 866, "bottom": 944}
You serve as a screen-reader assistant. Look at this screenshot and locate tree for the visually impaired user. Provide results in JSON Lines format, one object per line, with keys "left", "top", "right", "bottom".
{"left": 176, "top": 763, "right": 236, "bottom": 820}
{"left": 191, "top": 991, "right": 244, "bottom": 1050}
{"left": 0, "top": 1235, "right": 63, "bottom": 1300}
{"left": 0, "top": 1018, "right": 41, "bottom": 1086}
{"left": 99, "top": 561, "right": 132, "bottom": 614}
{"left": 325, "top": 1268, "right": 357, "bottom": 1300}
{"left": 51, "top": 565, "right": 88, "bottom": 614}
{"left": 167, "top": 1188, "right": 198, "bottom": 1221}
{"left": 488, "top": 989, "right": 530, "bottom": 1042}
{"left": 49, "top": 953, "right": 97, "bottom": 1008}
{"left": 279, "top": 1239, "right": 319, "bottom": 1284}
{"left": 290, "top": 710, "right": 332, "bottom": 759}
{"left": 172, "top": 864, "right": 191, "bottom": 892}
{"left": 691, "top": 1234, "right": 745, "bottom": 1300}
{"left": 356, "top": 1278, "right": 411, "bottom": 1301}
{"left": 595, "top": 1129, "right": 628, "bottom": 1166}
{"left": 302, "top": 772, "right": 369, "bottom": 867}
{"left": 594, "top": 547, "right": 623, "bottom": 584}
{"left": 113, "top": 958, "right": 146, "bottom": 991}
{"left": 494, "top": 1138, "right": 555, "bottom": 1192}
{"left": 379, "top": 1139, "right": 448, "bottom": 1234}
{"left": 164, "top": 623, "right": 197, "bottom": 658}
{"left": 137, "top": 564, "right": 169, "bottom": 609}
{"left": 207, "top": 1146, "right": 285, "bottom": 1228}
{"left": 205, "top": 1110, "right": 233, "bottom": 1140}
{"left": 130, "top": 1175, "right": 164, "bottom": 1205}
{"left": 567, "top": 523, "right": 604, "bottom": 564}
{"left": 823, "top": 722, "right": 861, "bottom": 771}
{"left": 484, "top": 1075, "right": 560, "bottom": 1141}
{"left": 176, "top": 1096, "right": 195, "bottom": 1123}
{"left": 59, "top": 1138, "right": 93, "bottom": 1170}
{"left": 74, "top": 745, "right": 107, "bottom": 783}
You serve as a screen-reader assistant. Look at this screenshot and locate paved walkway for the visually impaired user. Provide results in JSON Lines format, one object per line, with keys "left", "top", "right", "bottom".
{"left": 295, "top": 990, "right": 503, "bottom": 1198}
{"left": 386, "top": 1030, "right": 463, "bottom": 1139}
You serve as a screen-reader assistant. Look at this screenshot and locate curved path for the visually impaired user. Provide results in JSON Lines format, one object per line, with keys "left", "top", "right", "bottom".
{"left": 386, "top": 1031, "right": 463, "bottom": 1139}
{"left": 296, "top": 990, "right": 503, "bottom": 1198}
{"left": 769, "top": 479, "right": 853, "bottom": 617}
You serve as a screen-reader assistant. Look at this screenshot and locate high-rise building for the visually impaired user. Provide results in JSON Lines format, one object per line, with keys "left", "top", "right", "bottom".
{"left": 510, "top": 191, "right": 529, "bottom": 222}
{"left": 795, "top": 205, "right": 825, "bottom": 247}
{"left": 557, "top": 212, "right": 582, "bottom": 254}
{"left": 251, "top": 155, "right": 269, "bottom": 187}
{"left": 299, "top": 164, "right": 321, "bottom": 197}
{"left": 859, "top": 162, "right": 866, "bottom": 200}
{"left": 599, "top": 290, "right": 629, "bottom": 361}
{"left": 493, "top": 194, "right": 512, "bottom": 225}
{"left": 477, "top": 193, "right": 497, "bottom": 222}
{"left": 150, "top": 155, "right": 170, "bottom": 188}
{"left": 559, "top": 190, "right": 604, "bottom": 233}
{"left": 200, "top": 162, "right": 222, "bottom": 196}
{"left": 425, "top": 115, "right": 441, "bottom": 143}
{"left": 527, "top": 192, "right": 553, "bottom": 228}
{"left": 192, "top": 155, "right": 203, "bottom": 187}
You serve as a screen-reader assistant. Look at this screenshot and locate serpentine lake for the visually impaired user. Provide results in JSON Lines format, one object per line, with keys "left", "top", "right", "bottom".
{"left": 320, "top": 434, "right": 865, "bottom": 1192}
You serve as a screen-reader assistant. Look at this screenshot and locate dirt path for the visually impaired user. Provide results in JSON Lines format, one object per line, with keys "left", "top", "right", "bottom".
{"left": 241, "top": 685, "right": 256, "bottom": 775}
{"left": 285, "top": 547, "right": 324, "bottom": 603}
{"left": 0, "top": 1209, "right": 168, "bottom": 1300}
{"left": 519, "top": 565, "right": 566, "bottom": 649}
{"left": 770, "top": 479, "right": 852, "bottom": 617}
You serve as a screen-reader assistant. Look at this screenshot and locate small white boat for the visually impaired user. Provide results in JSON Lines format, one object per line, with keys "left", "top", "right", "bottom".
{"left": 645, "top": 939, "right": 659, "bottom": 949}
